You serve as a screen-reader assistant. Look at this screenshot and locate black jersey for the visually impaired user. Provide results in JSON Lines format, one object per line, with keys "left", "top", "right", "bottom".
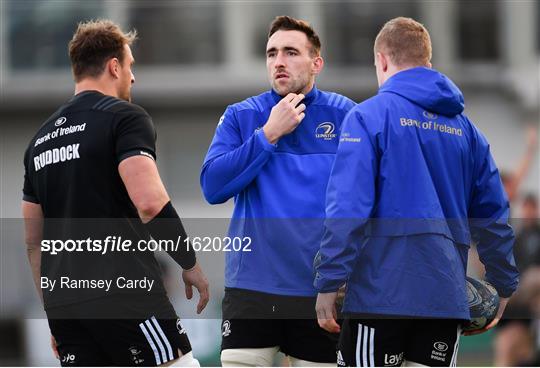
{"left": 23, "top": 91, "right": 166, "bottom": 310}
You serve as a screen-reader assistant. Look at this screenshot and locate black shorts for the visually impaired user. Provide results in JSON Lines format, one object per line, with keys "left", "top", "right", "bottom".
{"left": 47, "top": 294, "right": 192, "bottom": 366}
{"left": 338, "top": 318, "right": 462, "bottom": 367}
{"left": 221, "top": 288, "right": 339, "bottom": 363}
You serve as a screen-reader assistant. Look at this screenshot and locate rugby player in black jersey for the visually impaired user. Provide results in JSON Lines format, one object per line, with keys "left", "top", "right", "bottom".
{"left": 22, "top": 19, "right": 208, "bottom": 367}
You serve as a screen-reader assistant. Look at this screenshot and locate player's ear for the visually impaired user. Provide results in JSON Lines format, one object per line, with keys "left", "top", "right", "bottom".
{"left": 376, "top": 52, "right": 388, "bottom": 73}
{"left": 107, "top": 58, "right": 120, "bottom": 79}
{"left": 312, "top": 56, "right": 324, "bottom": 75}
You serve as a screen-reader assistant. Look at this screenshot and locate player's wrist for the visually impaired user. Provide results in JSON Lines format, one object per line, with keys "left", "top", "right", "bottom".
{"left": 145, "top": 201, "right": 197, "bottom": 270}
{"left": 262, "top": 124, "right": 280, "bottom": 144}
{"left": 182, "top": 262, "right": 198, "bottom": 272}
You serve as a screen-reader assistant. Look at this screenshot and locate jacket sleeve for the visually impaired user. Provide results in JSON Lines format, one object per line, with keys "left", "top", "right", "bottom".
{"left": 468, "top": 128, "right": 519, "bottom": 298}
{"left": 314, "top": 109, "right": 378, "bottom": 292}
{"left": 200, "top": 106, "right": 276, "bottom": 204}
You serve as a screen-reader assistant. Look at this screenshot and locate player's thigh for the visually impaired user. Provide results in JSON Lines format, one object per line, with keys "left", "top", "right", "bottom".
{"left": 281, "top": 318, "right": 339, "bottom": 364}
{"left": 404, "top": 319, "right": 462, "bottom": 367}
{"left": 221, "top": 347, "right": 279, "bottom": 367}
{"left": 48, "top": 318, "right": 111, "bottom": 366}
{"left": 221, "top": 288, "right": 283, "bottom": 350}
{"left": 82, "top": 317, "right": 192, "bottom": 366}
{"left": 338, "top": 318, "right": 406, "bottom": 367}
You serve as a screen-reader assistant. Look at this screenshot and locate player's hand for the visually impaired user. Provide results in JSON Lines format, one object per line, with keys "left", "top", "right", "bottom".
{"left": 316, "top": 291, "right": 341, "bottom": 333}
{"left": 263, "top": 93, "right": 306, "bottom": 144}
{"left": 463, "top": 297, "right": 509, "bottom": 336}
{"left": 50, "top": 335, "right": 59, "bottom": 360}
{"left": 182, "top": 262, "right": 210, "bottom": 314}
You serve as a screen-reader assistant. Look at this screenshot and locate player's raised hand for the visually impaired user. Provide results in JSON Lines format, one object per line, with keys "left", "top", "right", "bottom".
{"left": 316, "top": 291, "right": 341, "bottom": 333}
{"left": 263, "top": 93, "right": 306, "bottom": 144}
{"left": 182, "top": 262, "right": 210, "bottom": 314}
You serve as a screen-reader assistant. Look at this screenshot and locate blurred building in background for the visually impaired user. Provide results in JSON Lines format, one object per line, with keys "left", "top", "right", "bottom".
{"left": 1, "top": 0, "right": 538, "bottom": 366}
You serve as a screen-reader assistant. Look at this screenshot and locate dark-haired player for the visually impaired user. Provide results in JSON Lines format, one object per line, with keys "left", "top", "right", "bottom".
{"left": 22, "top": 19, "right": 208, "bottom": 367}
{"left": 201, "top": 15, "right": 355, "bottom": 366}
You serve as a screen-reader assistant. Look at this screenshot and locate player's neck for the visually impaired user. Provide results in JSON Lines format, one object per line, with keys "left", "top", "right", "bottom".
{"left": 75, "top": 79, "right": 119, "bottom": 99}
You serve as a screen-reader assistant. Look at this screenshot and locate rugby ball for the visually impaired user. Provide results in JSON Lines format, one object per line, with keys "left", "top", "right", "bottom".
{"left": 463, "top": 277, "right": 500, "bottom": 332}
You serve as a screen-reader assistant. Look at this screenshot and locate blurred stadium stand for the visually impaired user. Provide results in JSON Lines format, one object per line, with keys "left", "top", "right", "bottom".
{"left": 1, "top": 1, "right": 538, "bottom": 366}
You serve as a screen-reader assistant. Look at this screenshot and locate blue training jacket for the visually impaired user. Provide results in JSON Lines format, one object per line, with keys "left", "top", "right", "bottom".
{"left": 314, "top": 67, "right": 519, "bottom": 319}
{"left": 201, "top": 86, "right": 355, "bottom": 296}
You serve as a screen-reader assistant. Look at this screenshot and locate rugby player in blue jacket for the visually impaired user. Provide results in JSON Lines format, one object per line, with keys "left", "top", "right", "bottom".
{"left": 201, "top": 16, "right": 355, "bottom": 367}
{"left": 314, "top": 17, "right": 519, "bottom": 367}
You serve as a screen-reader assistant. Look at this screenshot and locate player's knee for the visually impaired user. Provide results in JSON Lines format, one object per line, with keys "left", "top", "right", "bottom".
{"left": 288, "top": 356, "right": 336, "bottom": 367}
{"left": 168, "top": 351, "right": 200, "bottom": 367}
{"left": 221, "top": 347, "right": 278, "bottom": 367}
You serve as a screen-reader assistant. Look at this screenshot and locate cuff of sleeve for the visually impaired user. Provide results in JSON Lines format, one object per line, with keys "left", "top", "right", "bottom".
{"left": 117, "top": 149, "right": 156, "bottom": 163}
{"left": 255, "top": 128, "right": 277, "bottom": 152}
{"left": 314, "top": 274, "right": 343, "bottom": 293}
{"left": 493, "top": 285, "right": 516, "bottom": 298}
{"left": 22, "top": 194, "right": 40, "bottom": 204}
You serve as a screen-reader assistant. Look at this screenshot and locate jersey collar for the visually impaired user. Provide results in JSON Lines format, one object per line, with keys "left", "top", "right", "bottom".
{"left": 271, "top": 85, "right": 319, "bottom": 106}
{"left": 70, "top": 90, "right": 103, "bottom": 102}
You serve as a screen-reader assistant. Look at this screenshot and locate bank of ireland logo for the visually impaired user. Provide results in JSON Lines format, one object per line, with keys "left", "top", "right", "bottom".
{"left": 422, "top": 111, "right": 438, "bottom": 120}
{"left": 55, "top": 116, "right": 67, "bottom": 126}
{"left": 222, "top": 320, "right": 232, "bottom": 337}
{"left": 315, "top": 122, "right": 337, "bottom": 140}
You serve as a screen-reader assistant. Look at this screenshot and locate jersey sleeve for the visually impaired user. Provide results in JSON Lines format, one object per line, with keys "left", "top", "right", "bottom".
{"left": 22, "top": 146, "right": 39, "bottom": 203}
{"left": 200, "top": 105, "right": 276, "bottom": 204}
{"left": 315, "top": 108, "right": 378, "bottom": 292}
{"left": 468, "top": 128, "right": 519, "bottom": 298}
{"left": 113, "top": 108, "right": 157, "bottom": 163}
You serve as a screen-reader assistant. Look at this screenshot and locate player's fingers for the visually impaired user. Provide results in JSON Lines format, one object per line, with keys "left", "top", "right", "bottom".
{"left": 295, "top": 103, "right": 306, "bottom": 114}
{"left": 318, "top": 318, "right": 340, "bottom": 333}
{"left": 484, "top": 318, "right": 500, "bottom": 331}
{"left": 284, "top": 93, "right": 297, "bottom": 103}
{"left": 463, "top": 317, "right": 501, "bottom": 336}
{"left": 196, "top": 285, "right": 210, "bottom": 314}
{"left": 291, "top": 93, "right": 305, "bottom": 107}
{"left": 328, "top": 318, "right": 341, "bottom": 333}
{"left": 297, "top": 112, "right": 306, "bottom": 123}
{"left": 185, "top": 283, "right": 193, "bottom": 300}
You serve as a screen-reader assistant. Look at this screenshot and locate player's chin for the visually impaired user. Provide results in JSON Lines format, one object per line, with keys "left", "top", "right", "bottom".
{"left": 273, "top": 81, "right": 293, "bottom": 96}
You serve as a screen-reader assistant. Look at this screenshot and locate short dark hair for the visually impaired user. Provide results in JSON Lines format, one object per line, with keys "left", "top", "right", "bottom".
{"left": 68, "top": 19, "right": 137, "bottom": 82}
{"left": 268, "top": 15, "right": 321, "bottom": 56}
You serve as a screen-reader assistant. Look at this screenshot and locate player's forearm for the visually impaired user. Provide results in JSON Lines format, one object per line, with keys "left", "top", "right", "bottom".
{"left": 145, "top": 201, "right": 196, "bottom": 270}
{"left": 201, "top": 130, "right": 275, "bottom": 204}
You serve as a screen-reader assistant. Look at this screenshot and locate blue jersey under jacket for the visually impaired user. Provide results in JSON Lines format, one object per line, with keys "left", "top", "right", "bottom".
{"left": 201, "top": 87, "right": 355, "bottom": 296}
{"left": 314, "top": 67, "right": 519, "bottom": 319}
